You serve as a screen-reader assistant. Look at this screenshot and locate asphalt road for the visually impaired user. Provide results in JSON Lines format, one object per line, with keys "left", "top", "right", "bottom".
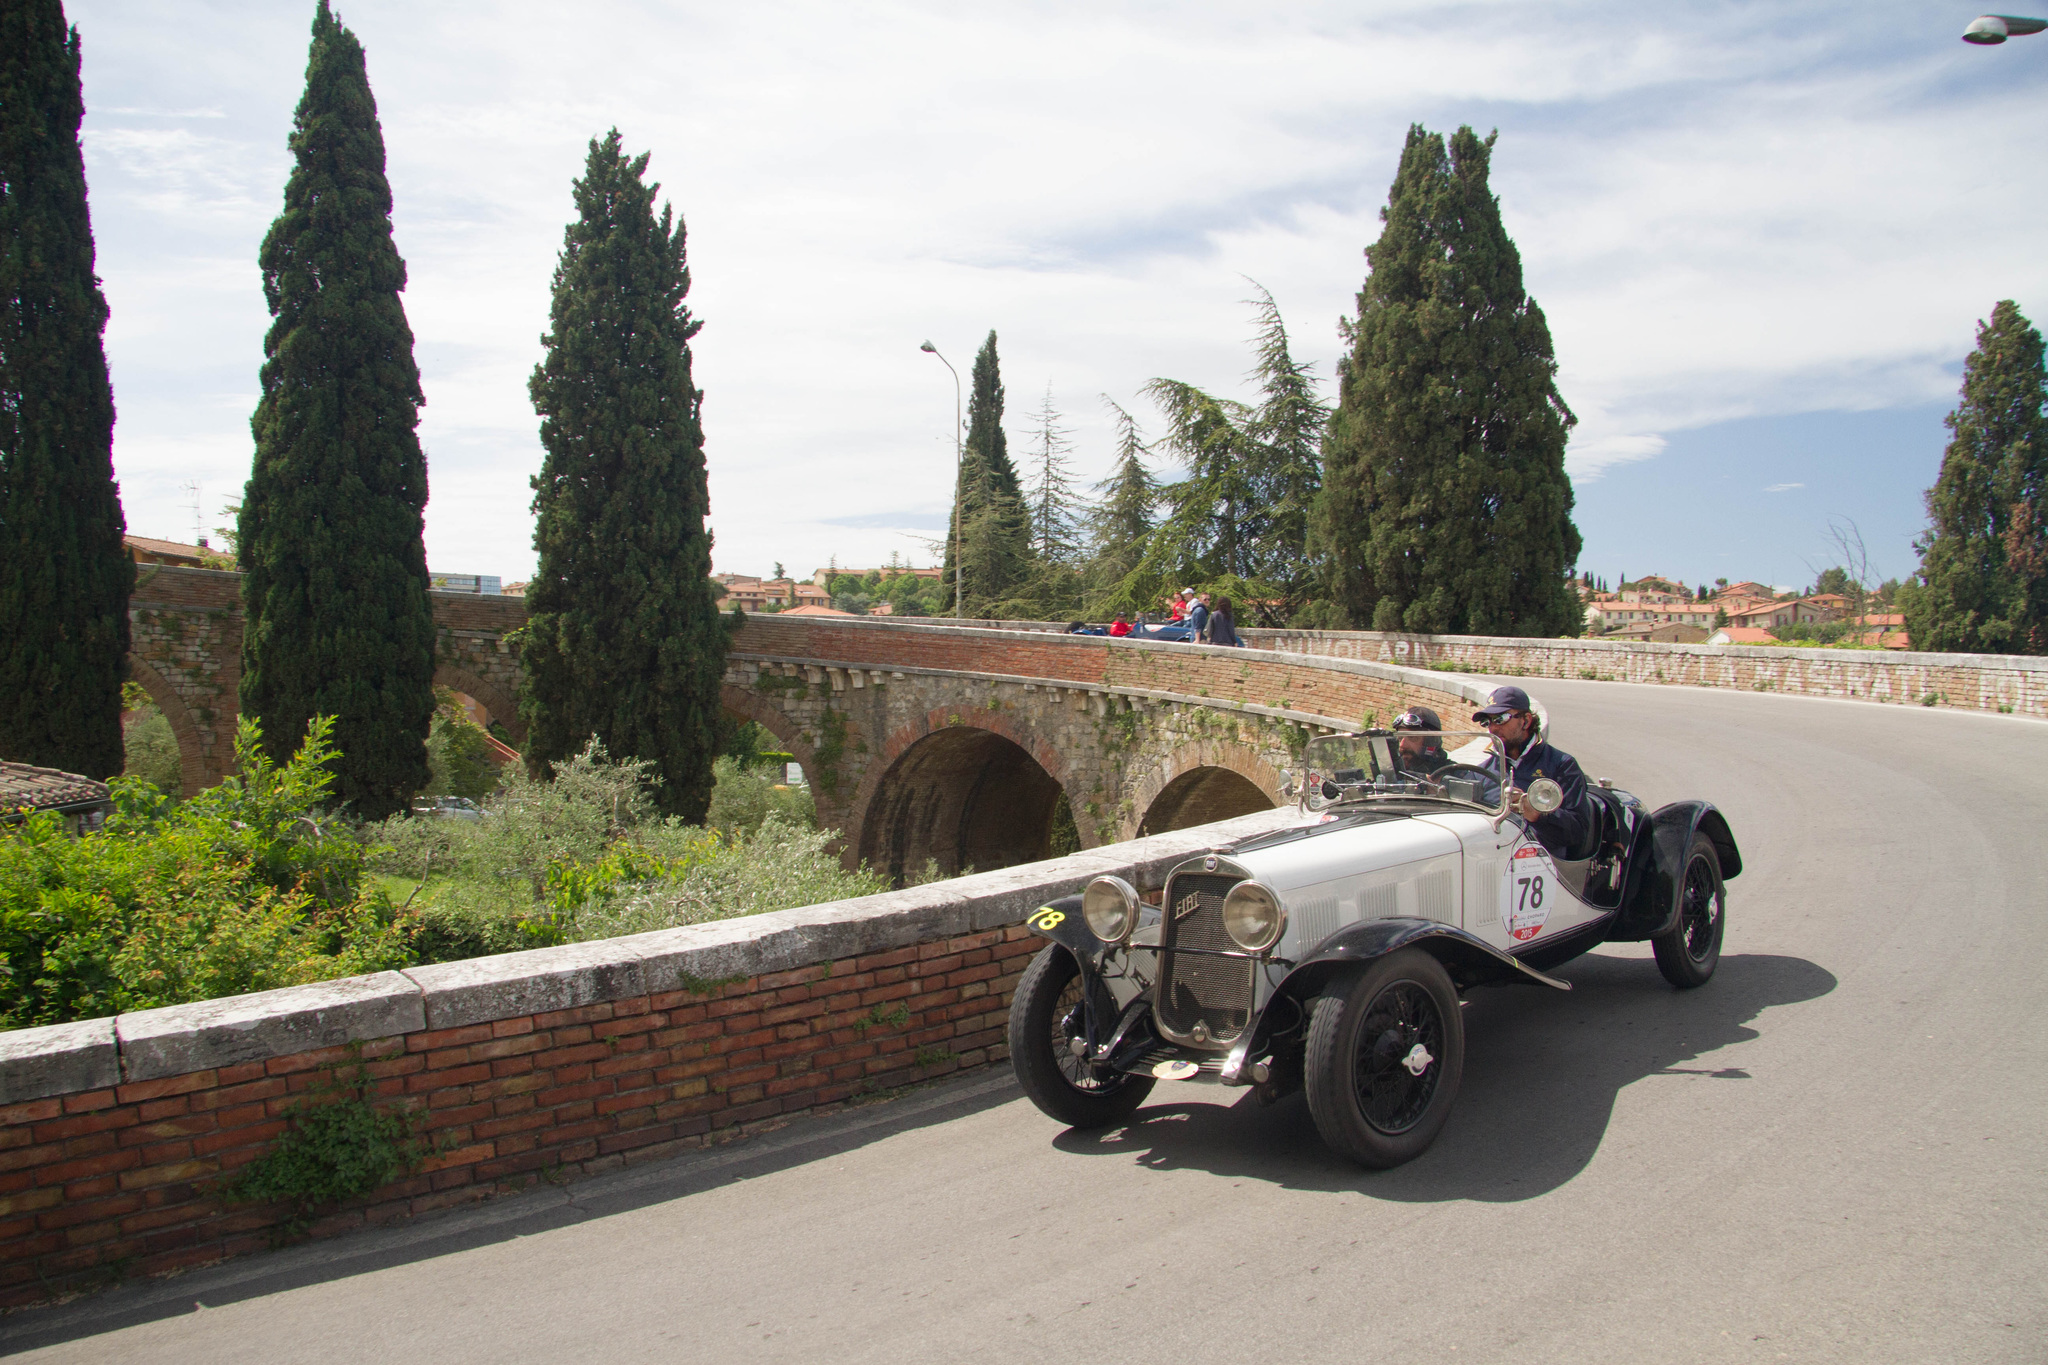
{"left": 6, "top": 679, "right": 2045, "bottom": 1364}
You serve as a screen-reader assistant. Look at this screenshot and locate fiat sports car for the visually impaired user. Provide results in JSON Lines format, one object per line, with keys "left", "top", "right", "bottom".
{"left": 1007, "top": 727, "right": 1741, "bottom": 1168}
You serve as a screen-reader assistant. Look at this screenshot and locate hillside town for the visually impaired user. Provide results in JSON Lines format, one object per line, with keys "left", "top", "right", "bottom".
{"left": 1578, "top": 576, "right": 1910, "bottom": 648}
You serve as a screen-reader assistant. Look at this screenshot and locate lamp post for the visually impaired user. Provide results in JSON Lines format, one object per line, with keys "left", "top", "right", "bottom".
{"left": 920, "top": 340, "right": 965, "bottom": 618}
{"left": 1963, "top": 13, "right": 2046, "bottom": 41}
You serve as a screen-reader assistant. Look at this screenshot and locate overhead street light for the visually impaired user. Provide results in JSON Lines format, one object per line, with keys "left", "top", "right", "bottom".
{"left": 1963, "top": 13, "right": 2047, "bottom": 42}
{"left": 919, "top": 340, "right": 966, "bottom": 618}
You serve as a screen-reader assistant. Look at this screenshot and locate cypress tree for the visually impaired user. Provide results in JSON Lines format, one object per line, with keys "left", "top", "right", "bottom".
{"left": 0, "top": 1, "right": 132, "bottom": 779}
{"left": 943, "top": 331, "right": 1031, "bottom": 614}
{"left": 1900, "top": 301, "right": 2048, "bottom": 654}
{"left": 238, "top": 0, "right": 433, "bottom": 819}
{"left": 521, "top": 131, "right": 726, "bottom": 820}
{"left": 1317, "top": 125, "right": 1582, "bottom": 636}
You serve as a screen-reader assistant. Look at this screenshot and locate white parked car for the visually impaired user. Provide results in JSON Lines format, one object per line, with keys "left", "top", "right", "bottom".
{"left": 1008, "top": 727, "right": 1741, "bottom": 1168}
{"left": 411, "top": 795, "right": 486, "bottom": 821}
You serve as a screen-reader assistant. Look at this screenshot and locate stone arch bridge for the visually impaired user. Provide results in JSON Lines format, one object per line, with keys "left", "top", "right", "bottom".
{"left": 127, "top": 567, "right": 1481, "bottom": 881}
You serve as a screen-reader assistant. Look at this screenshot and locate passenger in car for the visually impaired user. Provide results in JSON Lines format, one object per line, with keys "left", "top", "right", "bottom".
{"left": 1471, "top": 685, "right": 1589, "bottom": 859}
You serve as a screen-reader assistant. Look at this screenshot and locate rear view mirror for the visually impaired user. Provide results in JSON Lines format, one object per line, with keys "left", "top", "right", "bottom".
{"left": 1526, "top": 778, "right": 1564, "bottom": 814}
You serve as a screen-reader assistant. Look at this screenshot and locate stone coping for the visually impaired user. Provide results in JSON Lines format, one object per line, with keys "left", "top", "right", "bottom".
{"left": 0, "top": 807, "right": 1302, "bottom": 1102}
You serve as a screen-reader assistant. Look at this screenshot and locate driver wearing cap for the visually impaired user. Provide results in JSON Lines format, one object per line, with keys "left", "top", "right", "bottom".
{"left": 1472, "top": 685, "right": 1589, "bottom": 859}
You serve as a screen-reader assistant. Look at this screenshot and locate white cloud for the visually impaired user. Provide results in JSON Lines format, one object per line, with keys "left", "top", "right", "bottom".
{"left": 1764, "top": 483, "right": 1805, "bottom": 493}
{"left": 66, "top": 0, "right": 2047, "bottom": 577}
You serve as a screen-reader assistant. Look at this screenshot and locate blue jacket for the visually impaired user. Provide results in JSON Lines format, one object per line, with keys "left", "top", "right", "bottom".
{"left": 1486, "top": 737, "right": 1589, "bottom": 858}
{"left": 1186, "top": 602, "right": 1210, "bottom": 638}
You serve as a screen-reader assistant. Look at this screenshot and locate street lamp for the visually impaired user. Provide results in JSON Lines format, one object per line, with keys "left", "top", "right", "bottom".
{"left": 1963, "top": 13, "right": 2046, "bottom": 42}
{"left": 920, "top": 340, "right": 965, "bottom": 618}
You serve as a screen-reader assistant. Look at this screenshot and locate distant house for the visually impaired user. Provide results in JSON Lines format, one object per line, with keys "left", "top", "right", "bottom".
{"left": 1726, "top": 596, "right": 1840, "bottom": 630}
{"left": 1709, "top": 627, "right": 1778, "bottom": 645}
{"left": 714, "top": 574, "right": 801, "bottom": 611}
{"left": 126, "top": 534, "right": 231, "bottom": 569}
{"left": 0, "top": 762, "right": 111, "bottom": 835}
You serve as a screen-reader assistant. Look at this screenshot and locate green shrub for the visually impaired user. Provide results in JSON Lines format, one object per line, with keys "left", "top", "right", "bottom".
{"left": 221, "top": 1055, "right": 434, "bottom": 1237}
{"left": 704, "top": 755, "right": 814, "bottom": 837}
{"left": 372, "top": 743, "right": 875, "bottom": 953}
{"left": 575, "top": 816, "right": 887, "bottom": 939}
{"left": 123, "top": 706, "right": 183, "bottom": 793}
{"left": 425, "top": 712, "right": 500, "bottom": 803}
{"left": 0, "top": 716, "right": 411, "bottom": 1029}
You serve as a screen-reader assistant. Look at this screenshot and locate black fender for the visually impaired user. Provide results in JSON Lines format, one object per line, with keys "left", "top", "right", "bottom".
{"left": 1216, "top": 918, "right": 1569, "bottom": 1085}
{"left": 1279, "top": 917, "right": 1571, "bottom": 1001}
{"left": 1608, "top": 801, "right": 1741, "bottom": 942}
{"left": 1018, "top": 894, "right": 1121, "bottom": 1053}
{"left": 1022, "top": 893, "right": 1101, "bottom": 961}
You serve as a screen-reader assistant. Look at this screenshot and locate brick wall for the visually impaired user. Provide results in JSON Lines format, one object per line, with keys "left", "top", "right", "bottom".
{"left": 0, "top": 926, "right": 1036, "bottom": 1305}
{"left": 0, "top": 807, "right": 1296, "bottom": 1306}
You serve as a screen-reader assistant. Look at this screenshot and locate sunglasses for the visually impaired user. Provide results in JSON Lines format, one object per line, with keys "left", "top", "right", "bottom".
{"left": 1478, "top": 713, "right": 1527, "bottom": 728}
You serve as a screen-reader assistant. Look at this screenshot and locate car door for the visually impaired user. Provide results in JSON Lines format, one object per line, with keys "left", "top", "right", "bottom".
{"left": 1417, "top": 811, "right": 1606, "bottom": 952}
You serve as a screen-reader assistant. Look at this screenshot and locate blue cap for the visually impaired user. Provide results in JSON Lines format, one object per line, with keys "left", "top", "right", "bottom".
{"left": 1471, "top": 685, "right": 1532, "bottom": 721}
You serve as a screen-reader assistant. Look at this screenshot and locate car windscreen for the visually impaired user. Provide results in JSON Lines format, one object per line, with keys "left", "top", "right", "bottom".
{"left": 1299, "top": 730, "right": 1507, "bottom": 815}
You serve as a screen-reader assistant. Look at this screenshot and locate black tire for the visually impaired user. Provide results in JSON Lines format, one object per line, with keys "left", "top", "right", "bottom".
{"left": 1008, "top": 944, "right": 1154, "bottom": 1128}
{"left": 1652, "top": 832, "right": 1725, "bottom": 989}
{"left": 1304, "top": 948, "right": 1464, "bottom": 1169}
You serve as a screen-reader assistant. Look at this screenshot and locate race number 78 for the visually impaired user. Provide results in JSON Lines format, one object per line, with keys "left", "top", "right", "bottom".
{"left": 1515, "top": 875, "right": 1545, "bottom": 911}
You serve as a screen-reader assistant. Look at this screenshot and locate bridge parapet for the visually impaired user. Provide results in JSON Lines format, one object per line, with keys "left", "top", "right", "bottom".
{"left": 723, "top": 614, "right": 1481, "bottom": 878}
{"left": 910, "top": 614, "right": 2048, "bottom": 719}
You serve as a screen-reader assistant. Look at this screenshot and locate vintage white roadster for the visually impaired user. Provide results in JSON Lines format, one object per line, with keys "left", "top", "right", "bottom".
{"left": 1007, "top": 727, "right": 1741, "bottom": 1168}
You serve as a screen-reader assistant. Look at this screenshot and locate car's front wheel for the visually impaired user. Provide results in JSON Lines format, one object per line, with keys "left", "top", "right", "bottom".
{"left": 1008, "top": 944, "right": 1154, "bottom": 1128}
{"left": 1652, "top": 832, "right": 1725, "bottom": 988}
{"left": 1304, "top": 948, "right": 1464, "bottom": 1169}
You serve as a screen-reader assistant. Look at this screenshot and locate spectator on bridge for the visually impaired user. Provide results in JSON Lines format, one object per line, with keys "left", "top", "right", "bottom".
{"left": 1170, "top": 589, "right": 1193, "bottom": 622}
{"left": 1108, "top": 612, "right": 1133, "bottom": 637}
{"left": 1204, "top": 596, "right": 1241, "bottom": 647}
{"left": 1186, "top": 592, "right": 1211, "bottom": 641}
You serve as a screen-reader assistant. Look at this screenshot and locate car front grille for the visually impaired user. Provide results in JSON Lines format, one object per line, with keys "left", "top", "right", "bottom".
{"left": 1156, "top": 872, "right": 1256, "bottom": 1048}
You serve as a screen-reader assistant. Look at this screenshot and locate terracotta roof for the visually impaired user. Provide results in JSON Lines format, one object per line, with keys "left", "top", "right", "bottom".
{"left": 0, "top": 762, "right": 111, "bottom": 813}
{"left": 780, "top": 604, "right": 853, "bottom": 617}
{"left": 1711, "top": 627, "right": 1778, "bottom": 644}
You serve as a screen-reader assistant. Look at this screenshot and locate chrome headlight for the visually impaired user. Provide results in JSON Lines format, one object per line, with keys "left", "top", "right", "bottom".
{"left": 1082, "top": 875, "right": 1138, "bottom": 944}
{"left": 1222, "top": 881, "right": 1285, "bottom": 952}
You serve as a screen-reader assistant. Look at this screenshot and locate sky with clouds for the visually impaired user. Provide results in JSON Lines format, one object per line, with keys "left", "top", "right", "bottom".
{"left": 69, "top": 0, "right": 2048, "bottom": 593}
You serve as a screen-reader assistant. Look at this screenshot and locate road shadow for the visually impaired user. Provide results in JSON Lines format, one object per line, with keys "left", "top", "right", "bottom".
{"left": 0, "top": 1070, "right": 1026, "bottom": 1355}
{"left": 1046, "top": 951, "right": 1836, "bottom": 1201}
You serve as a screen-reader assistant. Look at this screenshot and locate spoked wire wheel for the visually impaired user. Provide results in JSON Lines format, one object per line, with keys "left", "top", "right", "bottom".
{"left": 1653, "top": 832, "right": 1726, "bottom": 988}
{"left": 1008, "top": 944, "right": 1153, "bottom": 1128}
{"left": 1353, "top": 979, "right": 1447, "bottom": 1134}
{"left": 1305, "top": 948, "right": 1464, "bottom": 1168}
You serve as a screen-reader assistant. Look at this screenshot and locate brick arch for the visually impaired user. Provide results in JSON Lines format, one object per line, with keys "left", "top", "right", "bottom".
{"left": 434, "top": 664, "right": 525, "bottom": 745}
{"left": 125, "top": 655, "right": 213, "bottom": 798}
{"left": 1121, "top": 738, "right": 1283, "bottom": 843}
{"left": 850, "top": 704, "right": 1072, "bottom": 886}
{"left": 719, "top": 684, "right": 821, "bottom": 787}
